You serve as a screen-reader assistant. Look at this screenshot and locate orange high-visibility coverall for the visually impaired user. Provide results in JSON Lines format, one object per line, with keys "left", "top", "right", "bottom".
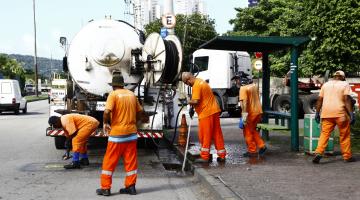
{"left": 239, "top": 83, "right": 265, "bottom": 153}
{"left": 61, "top": 114, "right": 99, "bottom": 153}
{"left": 101, "top": 89, "right": 142, "bottom": 189}
{"left": 315, "top": 80, "right": 352, "bottom": 160}
{"left": 192, "top": 78, "right": 226, "bottom": 160}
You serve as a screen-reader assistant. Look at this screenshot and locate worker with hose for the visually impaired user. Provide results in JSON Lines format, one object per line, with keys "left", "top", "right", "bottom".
{"left": 181, "top": 72, "right": 227, "bottom": 163}
{"left": 48, "top": 114, "right": 99, "bottom": 169}
{"left": 313, "top": 70, "right": 356, "bottom": 164}
{"left": 96, "top": 72, "right": 147, "bottom": 196}
{"left": 238, "top": 73, "right": 267, "bottom": 157}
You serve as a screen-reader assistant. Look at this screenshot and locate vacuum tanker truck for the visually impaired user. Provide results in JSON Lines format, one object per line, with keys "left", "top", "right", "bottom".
{"left": 46, "top": 19, "right": 184, "bottom": 149}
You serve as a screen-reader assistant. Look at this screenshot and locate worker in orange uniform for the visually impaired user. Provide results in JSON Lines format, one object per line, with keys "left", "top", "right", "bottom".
{"left": 181, "top": 72, "right": 227, "bottom": 163}
{"left": 96, "top": 72, "right": 146, "bottom": 196}
{"left": 238, "top": 75, "right": 267, "bottom": 157}
{"left": 313, "top": 70, "right": 356, "bottom": 164}
{"left": 48, "top": 114, "right": 99, "bottom": 169}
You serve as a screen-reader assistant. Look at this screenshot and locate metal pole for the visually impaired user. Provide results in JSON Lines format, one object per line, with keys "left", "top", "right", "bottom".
{"left": 261, "top": 53, "right": 270, "bottom": 140}
{"left": 181, "top": 118, "right": 192, "bottom": 172}
{"left": 290, "top": 47, "right": 299, "bottom": 151}
{"left": 33, "top": 0, "right": 39, "bottom": 97}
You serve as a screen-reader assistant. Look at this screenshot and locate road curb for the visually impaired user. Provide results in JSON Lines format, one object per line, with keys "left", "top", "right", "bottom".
{"left": 163, "top": 132, "right": 239, "bottom": 200}
{"left": 194, "top": 167, "right": 240, "bottom": 200}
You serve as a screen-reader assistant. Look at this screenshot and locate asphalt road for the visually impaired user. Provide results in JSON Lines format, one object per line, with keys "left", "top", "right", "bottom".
{"left": 0, "top": 100, "right": 214, "bottom": 200}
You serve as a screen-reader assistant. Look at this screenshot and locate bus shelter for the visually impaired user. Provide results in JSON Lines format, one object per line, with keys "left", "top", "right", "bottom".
{"left": 199, "top": 36, "right": 311, "bottom": 151}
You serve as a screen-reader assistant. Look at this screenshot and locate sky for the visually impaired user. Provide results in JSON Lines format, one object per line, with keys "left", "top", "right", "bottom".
{"left": 0, "top": 0, "right": 247, "bottom": 60}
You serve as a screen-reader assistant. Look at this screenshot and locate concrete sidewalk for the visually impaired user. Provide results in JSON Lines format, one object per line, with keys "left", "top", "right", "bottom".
{"left": 175, "top": 117, "right": 360, "bottom": 200}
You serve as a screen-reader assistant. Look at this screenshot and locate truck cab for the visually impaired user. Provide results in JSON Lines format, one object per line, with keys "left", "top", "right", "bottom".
{"left": 191, "top": 49, "right": 252, "bottom": 116}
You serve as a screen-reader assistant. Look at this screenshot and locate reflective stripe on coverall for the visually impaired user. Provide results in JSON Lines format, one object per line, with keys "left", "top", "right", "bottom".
{"left": 198, "top": 112, "right": 227, "bottom": 160}
{"left": 315, "top": 117, "right": 352, "bottom": 160}
{"left": 101, "top": 140, "right": 137, "bottom": 189}
{"left": 243, "top": 114, "right": 265, "bottom": 153}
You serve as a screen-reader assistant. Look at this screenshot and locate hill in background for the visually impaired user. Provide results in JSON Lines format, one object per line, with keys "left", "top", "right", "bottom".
{"left": 7, "top": 54, "right": 63, "bottom": 78}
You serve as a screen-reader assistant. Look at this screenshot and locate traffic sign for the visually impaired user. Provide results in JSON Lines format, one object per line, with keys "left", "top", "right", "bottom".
{"left": 162, "top": 14, "right": 176, "bottom": 29}
{"left": 254, "top": 59, "right": 262, "bottom": 70}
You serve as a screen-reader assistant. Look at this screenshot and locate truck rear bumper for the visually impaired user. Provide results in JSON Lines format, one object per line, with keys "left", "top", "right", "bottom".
{"left": 46, "top": 127, "right": 164, "bottom": 138}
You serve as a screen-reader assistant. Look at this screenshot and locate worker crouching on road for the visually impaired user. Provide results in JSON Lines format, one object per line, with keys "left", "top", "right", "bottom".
{"left": 48, "top": 114, "right": 99, "bottom": 169}
{"left": 181, "top": 72, "right": 227, "bottom": 163}
{"left": 238, "top": 74, "right": 267, "bottom": 157}
{"left": 96, "top": 72, "right": 147, "bottom": 196}
{"left": 313, "top": 70, "right": 356, "bottom": 164}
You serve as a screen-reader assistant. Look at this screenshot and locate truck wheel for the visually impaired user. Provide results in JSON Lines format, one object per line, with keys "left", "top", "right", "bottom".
{"left": 214, "top": 94, "right": 223, "bottom": 112}
{"left": 302, "top": 94, "right": 318, "bottom": 114}
{"left": 273, "top": 95, "right": 291, "bottom": 113}
{"left": 22, "top": 103, "right": 27, "bottom": 114}
{"left": 54, "top": 137, "right": 66, "bottom": 149}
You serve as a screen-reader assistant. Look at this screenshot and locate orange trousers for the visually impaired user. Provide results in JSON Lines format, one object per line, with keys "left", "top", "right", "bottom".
{"left": 72, "top": 122, "right": 99, "bottom": 153}
{"left": 243, "top": 114, "right": 265, "bottom": 153}
{"left": 100, "top": 140, "right": 137, "bottom": 189}
{"left": 315, "top": 117, "right": 352, "bottom": 160}
{"left": 198, "top": 113, "right": 226, "bottom": 160}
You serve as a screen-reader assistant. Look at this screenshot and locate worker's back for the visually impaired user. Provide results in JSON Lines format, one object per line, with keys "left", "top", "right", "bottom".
{"left": 320, "top": 80, "right": 350, "bottom": 118}
{"left": 192, "top": 78, "right": 221, "bottom": 119}
{"left": 240, "top": 83, "right": 262, "bottom": 115}
{"left": 105, "top": 89, "right": 142, "bottom": 135}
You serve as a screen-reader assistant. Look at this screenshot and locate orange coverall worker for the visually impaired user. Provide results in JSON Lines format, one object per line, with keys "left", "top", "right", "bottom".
{"left": 239, "top": 83, "right": 265, "bottom": 154}
{"left": 100, "top": 89, "right": 143, "bottom": 190}
{"left": 315, "top": 80, "right": 352, "bottom": 160}
{"left": 61, "top": 114, "right": 99, "bottom": 155}
{"left": 192, "top": 78, "right": 227, "bottom": 160}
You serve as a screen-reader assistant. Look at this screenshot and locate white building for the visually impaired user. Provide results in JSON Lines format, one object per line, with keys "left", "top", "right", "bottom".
{"left": 132, "top": 0, "right": 206, "bottom": 30}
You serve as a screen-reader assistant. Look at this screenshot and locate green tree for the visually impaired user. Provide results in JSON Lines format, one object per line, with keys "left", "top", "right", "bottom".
{"left": 0, "top": 54, "right": 26, "bottom": 89}
{"left": 144, "top": 13, "right": 217, "bottom": 69}
{"left": 228, "top": 0, "right": 360, "bottom": 77}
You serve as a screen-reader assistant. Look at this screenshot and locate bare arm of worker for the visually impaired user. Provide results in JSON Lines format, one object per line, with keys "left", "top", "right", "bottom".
{"left": 188, "top": 99, "right": 199, "bottom": 106}
{"left": 137, "top": 110, "right": 149, "bottom": 123}
{"left": 315, "top": 96, "right": 323, "bottom": 113}
{"left": 345, "top": 95, "right": 354, "bottom": 114}
{"left": 239, "top": 100, "right": 247, "bottom": 113}
{"left": 103, "top": 109, "right": 111, "bottom": 125}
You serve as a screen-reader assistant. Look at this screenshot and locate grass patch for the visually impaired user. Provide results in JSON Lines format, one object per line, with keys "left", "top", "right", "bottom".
{"left": 25, "top": 94, "right": 48, "bottom": 102}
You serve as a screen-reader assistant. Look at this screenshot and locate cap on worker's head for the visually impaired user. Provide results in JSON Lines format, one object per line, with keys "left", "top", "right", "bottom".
{"left": 109, "top": 71, "right": 124, "bottom": 87}
{"left": 231, "top": 71, "right": 249, "bottom": 81}
{"left": 333, "top": 70, "right": 345, "bottom": 78}
{"left": 48, "top": 116, "right": 60, "bottom": 126}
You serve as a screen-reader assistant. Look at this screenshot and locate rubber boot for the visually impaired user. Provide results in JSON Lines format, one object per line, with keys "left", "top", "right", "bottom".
{"left": 96, "top": 188, "right": 111, "bottom": 196}
{"left": 119, "top": 184, "right": 137, "bottom": 195}
{"left": 80, "top": 158, "right": 90, "bottom": 166}
{"left": 64, "top": 161, "right": 81, "bottom": 169}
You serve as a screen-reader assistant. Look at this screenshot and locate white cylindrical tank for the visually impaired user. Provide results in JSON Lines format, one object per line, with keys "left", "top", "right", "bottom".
{"left": 67, "top": 19, "right": 143, "bottom": 97}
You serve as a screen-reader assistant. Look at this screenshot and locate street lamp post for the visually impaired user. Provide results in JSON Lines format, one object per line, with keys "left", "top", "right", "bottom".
{"left": 33, "top": 0, "right": 39, "bottom": 97}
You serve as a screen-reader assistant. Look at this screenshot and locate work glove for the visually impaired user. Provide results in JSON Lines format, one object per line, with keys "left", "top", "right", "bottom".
{"left": 238, "top": 118, "right": 244, "bottom": 129}
{"left": 189, "top": 107, "right": 195, "bottom": 119}
{"left": 242, "top": 112, "right": 248, "bottom": 125}
{"left": 350, "top": 112, "right": 356, "bottom": 125}
{"left": 315, "top": 112, "right": 321, "bottom": 124}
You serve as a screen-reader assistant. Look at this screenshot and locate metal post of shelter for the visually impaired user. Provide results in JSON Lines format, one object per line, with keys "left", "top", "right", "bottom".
{"left": 290, "top": 47, "right": 299, "bottom": 151}
{"left": 261, "top": 52, "right": 270, "bottom": 140}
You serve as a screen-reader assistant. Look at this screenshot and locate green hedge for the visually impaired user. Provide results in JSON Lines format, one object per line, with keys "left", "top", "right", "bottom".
{"left": 25, "top": 95, "right": 49, "bottom": 102}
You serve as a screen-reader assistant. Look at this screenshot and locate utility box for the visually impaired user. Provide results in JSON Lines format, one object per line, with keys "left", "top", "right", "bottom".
{"left": 304, "top": 114, "right": 334, "bottom": 154}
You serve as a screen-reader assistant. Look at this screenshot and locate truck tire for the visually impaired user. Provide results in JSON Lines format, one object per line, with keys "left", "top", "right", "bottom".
{"left": 273, "top": 95, "right": 304, "bottom": 118}
{"left": 54, "top": 137, "right": 66, "bottom": 149}
{"left": 22, "top": 103, "right": 27, "bottom": 114}
{"left": 273, "top": 95, "right": 291, "bottom": 113}
{"left": 214, "top": 94, "right": 223, "bottom": 112}
{"left": 302, "top": 93, "right": 318, "bottom": 114}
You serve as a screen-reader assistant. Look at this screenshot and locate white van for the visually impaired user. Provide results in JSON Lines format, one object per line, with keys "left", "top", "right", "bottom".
{"left": 0, "top": 79, "right": 27, "bottom": 114}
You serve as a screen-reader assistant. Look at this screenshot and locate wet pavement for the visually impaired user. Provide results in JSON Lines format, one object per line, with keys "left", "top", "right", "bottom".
{"left": 172, "top": 117, "right": 360, "bottom": 200}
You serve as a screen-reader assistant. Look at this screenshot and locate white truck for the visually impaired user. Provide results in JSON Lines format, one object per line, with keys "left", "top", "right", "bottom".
{"left": 46, "top": 19, "right": 184, "bottom": 149}
{"left": 190, "top": 49, "right": 252, "bottom": 116}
